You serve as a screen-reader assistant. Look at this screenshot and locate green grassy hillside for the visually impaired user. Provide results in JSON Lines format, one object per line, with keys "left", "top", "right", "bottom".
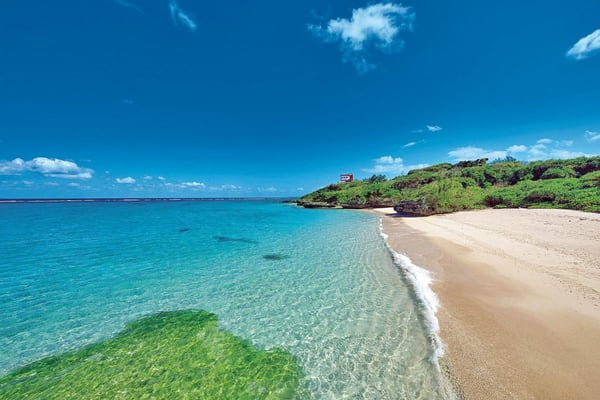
{"left": 298, "top": 156, "right": 600, "bottom": 214}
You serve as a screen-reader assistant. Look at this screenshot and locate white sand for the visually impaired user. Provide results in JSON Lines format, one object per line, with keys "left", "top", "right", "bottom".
{"left": 376, "top": 208, "right": 600, "bottom": 399}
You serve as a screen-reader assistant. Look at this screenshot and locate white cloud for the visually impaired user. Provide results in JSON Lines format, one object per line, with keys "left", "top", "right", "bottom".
{"left": 258, "top": 187, "right": 278, "bottom": 193}
{"left": 566, "top": 29, "right": 600, "bottom": 60}
{"left": 0, "top": 158, "right": 25, "bottom": 175}
{"left": 527, "top": 138, "right": 587, "bottom": 159}
{"left": 169, "top": 0, "right": 197, "bottom": 32}
{"left": 158, "top": 176, "right": 166, "bottom": 181}
{"left": 529, "top": 144, "right": 547, "bottom": 157}
{"left": 143, "top": 175, "right": 153, "bottom": 180}
{"left": 116, "top": 177, "right": 136, "bottom": 184}
{"left": 547, "top": 150, "right": 587, "bottom": 159}
{"left": 426, "top": 125, "right": 442, "bottom": 132}
{"left": 585, "top": 130, "right": 600, "bottom": 142}
{"left": 450, "top": 138, "right": 593, "bottom": 163}
{"left": 215, "top": 184, "right": 241, "bottom": 190}
{"left": 402, "top": 141, "right": 416, "bottom": 148}
{"left": 559, "top": 140, "right": 574, "bottom": 147}
{"left": 181, "top": 181, "right": 205, "bottom": 188}
{"left": 448, "top": 146, "right": 507, "bottom": 161}
{"left": 0, "top": 157, "right": 93, "bottom": 179}
{"left": 68, "top": 182, "right": 80, "bottom": 187}
{"left": 164, "top": 181, "right": 206, "bottom": 189}
{"left": 28, "top": 158, "right": 93, "bottom": 179}
{"left": 309, "top": 3, "right": 415, "bottom": 73}
{"left": 363, "top": 155, "right": 427, "bottom": 175}
{"left": 507, "top": 145, "right": 527, "bottom": 153}
{"left": 113, "top": 0, "right": 143, "bottom": 14}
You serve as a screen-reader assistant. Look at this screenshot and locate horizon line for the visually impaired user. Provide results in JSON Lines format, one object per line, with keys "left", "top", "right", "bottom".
{"left": 0, "top": 197, "right": 297, "bottom": 204}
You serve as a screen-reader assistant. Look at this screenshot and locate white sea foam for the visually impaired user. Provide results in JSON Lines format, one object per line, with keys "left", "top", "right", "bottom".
{"left": 378, "top": 219, "right": 445, "bottom": 367}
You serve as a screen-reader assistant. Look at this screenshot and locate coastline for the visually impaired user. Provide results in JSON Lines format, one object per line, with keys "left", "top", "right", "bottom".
{"left": 375, "top": 208, "right": 600, "bottom": 399}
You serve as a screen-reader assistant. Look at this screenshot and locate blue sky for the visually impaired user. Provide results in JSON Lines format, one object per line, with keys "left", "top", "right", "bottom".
{"left": 1, "top": 0, "right": 599, "bottom": 198}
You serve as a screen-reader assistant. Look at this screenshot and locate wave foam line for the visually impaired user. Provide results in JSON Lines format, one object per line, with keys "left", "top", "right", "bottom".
{"left": 378, "top": 220, "right": 444, "bottom": 368}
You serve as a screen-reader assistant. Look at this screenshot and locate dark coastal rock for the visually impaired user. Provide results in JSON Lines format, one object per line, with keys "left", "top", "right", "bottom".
{"left": 263, "top": 254, "right": 289, "bottom": 261}
{"left": 393, "top": 199, "right": 432, "bottom": 216}
{"left": 296, "top": 200, "right": 341, "bottom": 209}
{"left": 214, "top": 236, "right": 257, "bottom": 244}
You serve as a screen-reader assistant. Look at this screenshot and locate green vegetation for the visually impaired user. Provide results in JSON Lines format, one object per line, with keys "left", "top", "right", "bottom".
{"left": 0, "top": 310, "right": 307, "bottom": 400}
{"left": 298, "top": 156, "right": 600, "bottom": 214}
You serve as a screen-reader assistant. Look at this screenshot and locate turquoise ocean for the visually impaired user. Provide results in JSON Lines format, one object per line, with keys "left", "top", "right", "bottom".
{"left": 0, "top": 200, "right": 447, "bottom": 399}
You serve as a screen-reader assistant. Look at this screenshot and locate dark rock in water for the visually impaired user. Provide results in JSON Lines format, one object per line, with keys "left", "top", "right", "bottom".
{"left": 296, "top": 201, "right": 339, "bottom": 209}
{"left": 263, "top": 254, "right": 289, "bottom": 261}
{"left": 179, "top": 228, "right": 190, "bottom": 233}
{"left": 214, "top": 236, "right": 257, "bottom": 244}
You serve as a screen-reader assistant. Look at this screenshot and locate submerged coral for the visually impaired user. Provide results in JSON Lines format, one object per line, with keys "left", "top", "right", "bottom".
{"left": 0, "top": 310, "right": 307, "bottom": 399}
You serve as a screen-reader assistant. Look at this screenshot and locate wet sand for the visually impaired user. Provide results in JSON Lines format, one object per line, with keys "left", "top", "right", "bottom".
{"left": 376, "top": 208, "right": 600, "bottom": 399}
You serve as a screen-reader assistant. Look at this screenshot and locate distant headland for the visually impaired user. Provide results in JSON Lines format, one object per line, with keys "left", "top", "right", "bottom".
{"left": 295, "top": 156, "right": 600, "bottom": 214}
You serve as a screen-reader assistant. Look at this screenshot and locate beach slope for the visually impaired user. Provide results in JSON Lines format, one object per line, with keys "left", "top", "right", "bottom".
{"left": 378, "top": 208, "right": 600, "bottom": 400}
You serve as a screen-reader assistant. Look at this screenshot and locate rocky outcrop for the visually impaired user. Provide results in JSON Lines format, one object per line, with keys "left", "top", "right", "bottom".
{"left": 393, "top": 199, "right": 432, "bottom": 216}
{"left": 295, "top": 200, "right": 340, "bottom": 209}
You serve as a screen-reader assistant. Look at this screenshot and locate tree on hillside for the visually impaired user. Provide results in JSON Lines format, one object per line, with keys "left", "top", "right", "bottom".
{"left": 367, "top": 174, "right": 386, "bottom": 183}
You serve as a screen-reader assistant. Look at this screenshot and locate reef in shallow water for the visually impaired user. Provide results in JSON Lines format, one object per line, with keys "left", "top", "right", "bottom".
{"left": 214, "top": 235, "right": 257, "bottom": 244}
{"left": 0, "top": 310, "right": 307, "bottom": 399}
{"left": 263, "top": 254, "right": 290, "bottom": 261}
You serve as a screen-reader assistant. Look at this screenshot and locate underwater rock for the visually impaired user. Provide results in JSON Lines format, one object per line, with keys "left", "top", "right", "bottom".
{"left": 179, "top": 228, "right": 189, "bottom": 233}
{"left": 0, "top": 310, "right": 307, "bottom": 399}
{"left": 263, "top": 254, "right": 290, "bottom": 261}
{"left": 214, "top": 236, "right": 257, "bottom": 244}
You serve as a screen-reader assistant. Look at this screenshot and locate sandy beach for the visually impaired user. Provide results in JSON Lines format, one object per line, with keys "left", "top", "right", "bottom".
{"left": 376, "top": 208, "right": 600, "bottom": 400}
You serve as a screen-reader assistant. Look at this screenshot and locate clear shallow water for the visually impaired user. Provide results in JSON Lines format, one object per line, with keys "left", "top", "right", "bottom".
{"left": 0, "top": 200, "right": 445, "bottom": 399}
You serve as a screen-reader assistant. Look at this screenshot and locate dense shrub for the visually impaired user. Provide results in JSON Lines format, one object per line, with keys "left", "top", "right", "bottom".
{"left": 540, "top": 167, "right": 575, "bottom": 179}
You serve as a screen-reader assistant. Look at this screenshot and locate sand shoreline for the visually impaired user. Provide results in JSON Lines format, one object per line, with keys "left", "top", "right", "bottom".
{"left": 375, "top": 208, "right": 600, "bottom": 400}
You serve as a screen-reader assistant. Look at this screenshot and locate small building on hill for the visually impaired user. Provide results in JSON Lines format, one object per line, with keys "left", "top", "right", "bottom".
{"left": 340, "top": 173, "right": 354, "bottom": 182}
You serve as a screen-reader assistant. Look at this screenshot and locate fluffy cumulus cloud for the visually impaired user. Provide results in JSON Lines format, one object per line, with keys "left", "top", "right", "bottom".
{"left": 169, "top": 0, "right": 197, "bottom": 32}
{"left": 449, "top": 138, "right": 590, "bottom": 162}
{"left": 364, "top": 155, "right": 427, "bottom": 175}
{"left": 0, "top": 157, "right": 93, "bottom": 179}
{"left": 530, "top": 138, "right": 588, "bottom": 159}
{"left": 309, "top": 3, "right": 415, "bottom": 73}
{"left": 585, "top": 130, "right": 600, "bottom": 142}
{"left": 116, "top": 177, "right": 136, "bottom": 184}
{"left": 507, "top": 145, "right": 528, "bottom": 153}
{"left": 448, "top": 147, "right": 508, "bottom": 161}
{"left": 566, "top": 29, "right": 600, "bottom": 60}
{"left": 402, "top": 141, "right": 416, "bottom": 148}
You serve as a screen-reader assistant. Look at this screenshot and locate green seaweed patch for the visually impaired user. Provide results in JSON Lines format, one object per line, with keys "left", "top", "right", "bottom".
{"left": 0, "top": 310, "right": 308, "bottom": 400}
{"left": 263, "top": 254, "right": 290, "bottom": 261}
